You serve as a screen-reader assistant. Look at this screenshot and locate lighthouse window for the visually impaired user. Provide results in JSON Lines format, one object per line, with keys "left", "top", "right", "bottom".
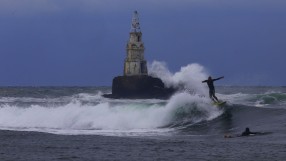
{"left": 137, "top": 36, "right": 140, "bottom": 42}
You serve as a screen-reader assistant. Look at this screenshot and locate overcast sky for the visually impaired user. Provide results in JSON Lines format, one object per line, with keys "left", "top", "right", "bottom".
{"left": 0, "top": 0, "right": 285, "bottom": 86}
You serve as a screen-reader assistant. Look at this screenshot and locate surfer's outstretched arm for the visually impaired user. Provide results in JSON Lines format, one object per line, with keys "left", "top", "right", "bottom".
{"left": 202, "top": 80, "right": 207, "bottom": 83}
{"left": 213, "top": 76, "right": 224, "bottom": 81}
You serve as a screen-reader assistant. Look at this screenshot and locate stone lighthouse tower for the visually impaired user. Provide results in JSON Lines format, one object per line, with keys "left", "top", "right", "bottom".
{"left": 124, "top": 11, "right": 148, "bottom": 76}
{"left": 103, "top": 11, "right": 175, "bottom": 99}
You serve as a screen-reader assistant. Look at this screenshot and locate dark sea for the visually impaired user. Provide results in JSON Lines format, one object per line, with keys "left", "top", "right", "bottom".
{"left": 0, "top": 86, "right": 286, "bottom": 161}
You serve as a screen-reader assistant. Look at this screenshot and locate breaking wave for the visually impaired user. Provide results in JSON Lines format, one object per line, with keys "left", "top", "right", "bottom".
{"left": 0, "top": 62, "right": 223, "bottom": 136}
{"left": 0, "top": 62, "right": 283, "bottom": 136}
{"left": 0, "top": 92, "right": 223, "bottom": 136}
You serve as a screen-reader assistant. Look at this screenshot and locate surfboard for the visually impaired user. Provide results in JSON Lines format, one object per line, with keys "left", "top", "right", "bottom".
{"left": 213, "top": 101, "right": 226, "bottom": 106}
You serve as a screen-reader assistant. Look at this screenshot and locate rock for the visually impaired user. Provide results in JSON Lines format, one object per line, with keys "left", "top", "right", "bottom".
{"left": 103, "top": 75, "right": 175, "bottom": 99}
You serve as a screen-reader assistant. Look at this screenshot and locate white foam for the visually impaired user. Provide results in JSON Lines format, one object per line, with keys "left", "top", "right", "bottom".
{"left": 0, "top": 62, "right": 225, "bottom": 136}
{"left": 148, "top": 61, "right": 209, "bottom": 96}
{"left": 0, "top": 92, "right": 223, "bottom": 136}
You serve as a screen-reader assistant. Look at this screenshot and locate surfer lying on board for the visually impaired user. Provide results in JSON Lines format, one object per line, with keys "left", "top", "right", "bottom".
{"left": 241, "top": 127, "right": 259, "bottom": 136}
{"left": 202, "top": 76, "right": 224, "bottom": 103}
{"left": 224, "top": 127, "right": 266, "bottom": 138}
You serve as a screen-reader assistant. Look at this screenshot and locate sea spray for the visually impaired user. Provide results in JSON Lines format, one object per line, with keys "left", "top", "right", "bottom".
{"left": 148, "top": 61, "right": 209, "bottom": 96}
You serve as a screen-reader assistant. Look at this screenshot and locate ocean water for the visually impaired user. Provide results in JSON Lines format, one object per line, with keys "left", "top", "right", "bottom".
{"left": 0, "top": 86, "right": 286, "bottom": 161}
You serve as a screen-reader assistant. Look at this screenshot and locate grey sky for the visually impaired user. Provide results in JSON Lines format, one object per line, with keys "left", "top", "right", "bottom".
{"left": 0, "top": 0, "right": 285, "bottom": 86}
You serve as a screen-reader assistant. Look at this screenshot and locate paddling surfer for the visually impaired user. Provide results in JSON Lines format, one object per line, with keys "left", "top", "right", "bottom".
{"left": 202, "top": 76, "right": 224, "bottom": 103}
{"left": 241, "top": 127, "right": 259, "bottom": 136}
{"left": 224, "top": 127, "right": 267, "bottom": 138}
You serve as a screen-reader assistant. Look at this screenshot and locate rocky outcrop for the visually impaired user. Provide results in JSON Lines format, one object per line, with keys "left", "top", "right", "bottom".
{"left": 103, "top": 75, "right": 175, "bottom": 99}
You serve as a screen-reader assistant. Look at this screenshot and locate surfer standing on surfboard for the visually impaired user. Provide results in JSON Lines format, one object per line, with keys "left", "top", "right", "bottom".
{"left": 202, "top": 76, "right": 224, "bottom": 103}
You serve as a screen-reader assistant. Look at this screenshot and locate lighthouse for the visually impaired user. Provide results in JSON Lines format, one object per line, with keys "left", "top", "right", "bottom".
{"left": 124, "top": 11, "right": 148, "bottom": 76}
{"left": 103, "top": 11, "right": 175, "bottom": 99}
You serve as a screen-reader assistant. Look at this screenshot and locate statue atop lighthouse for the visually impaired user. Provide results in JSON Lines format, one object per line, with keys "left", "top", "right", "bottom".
{"left": 124, "top": 11, "right": 148, "bottom": 76}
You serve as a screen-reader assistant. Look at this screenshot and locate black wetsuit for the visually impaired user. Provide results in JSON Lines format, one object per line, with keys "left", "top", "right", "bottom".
{"left": 241, "top": 128, "right": 258, "bottom": 136}
{"left": 202, "top": 77, "right": 223, "bottom": 102}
